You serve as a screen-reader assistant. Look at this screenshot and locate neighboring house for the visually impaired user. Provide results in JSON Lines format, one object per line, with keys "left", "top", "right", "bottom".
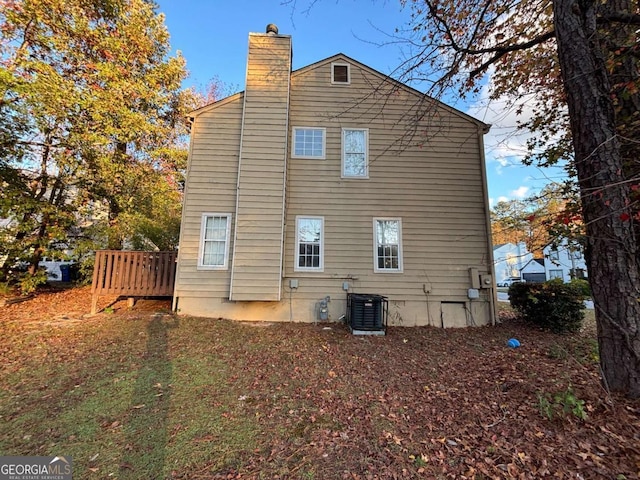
{"left": 1, "top": 184, "right": 107, "bottom": 281}
{"left": 40, "top": 254, "right": 75, "bottom": 281}
{"left": 544, "top": 239, "right": 588, "bottom": 282}
{"left": 1, "top": 201, "right": 98, "bottom": 282}
{"left": 493, "top": 242, "right": 532, "bottom": 284}
{"left": 520, "top": 258, "right": 546, "bottom": 282}
{"left": 172, "top": 25, "right": 496, "bottom": 327}
{"left": 1, "top": 216, "right": 74, "bottom": 281}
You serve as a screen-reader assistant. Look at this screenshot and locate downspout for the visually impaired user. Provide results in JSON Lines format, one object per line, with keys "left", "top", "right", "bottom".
{"left": 278, "top": 40, "right": 293, "bottom": 302}
{"left": 172, "top": 115, "right": 196, "bottom": 312}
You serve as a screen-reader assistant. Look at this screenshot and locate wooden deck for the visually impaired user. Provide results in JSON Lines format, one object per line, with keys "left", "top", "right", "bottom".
{"left": 91, "top": 250, "right": 177, "bottom": 314}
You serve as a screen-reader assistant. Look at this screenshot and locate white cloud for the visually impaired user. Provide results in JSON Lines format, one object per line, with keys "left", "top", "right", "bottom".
{"left": 510, "top": 186, "right": 529, "bottom": 198}
{"left": 467, "top": 64, "right": 569, "bottom": 174}
{"left": 469, "top": 81, "right": 539, "bottom": 168}
{"left": 497, "top": 196, "right": 509, "bottom": 203}
{"left": 468, "top": 67, "right": 570, "bottom": 202}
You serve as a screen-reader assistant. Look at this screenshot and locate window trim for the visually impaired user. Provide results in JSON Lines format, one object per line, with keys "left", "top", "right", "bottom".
{"left": 331, "top": 62, "right": 351, "bottom": 85}
{"left": 291, "top": 127, "right": 326, "bottom": 159}
{"left": 548, "top": 250, "right": 559, "bottom": 261}
{"left": 197, "top": 213, "right": 232, "bottom": 270}
{"left": 373, "top": 217, "right": 403, "bottom": 273}
{"left": 341, "top": 128, "right": 369, "bottom": 179}
{"left": 294, "top": 215, "right": 325, "bottom": 272}
{"left": 549, "top": 269, "right": 563, "bottom": 280}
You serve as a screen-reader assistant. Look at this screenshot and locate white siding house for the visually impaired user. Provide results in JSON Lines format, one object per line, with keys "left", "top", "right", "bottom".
{"left": 172, "top": 25, "right": 496, "bottom": 327}
{"left": 493, "top": 242, "right": 532, "bottom": 284}
{"left": 544, "top": 239, "right": 588, "bottom": 282}
{"left": 520, "top": 258, "right": 546, "bottom": 282}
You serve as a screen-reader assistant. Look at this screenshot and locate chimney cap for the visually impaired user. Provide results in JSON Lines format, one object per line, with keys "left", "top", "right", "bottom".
{"left": 266, "top": 23, "right": 278, "bottom": 34}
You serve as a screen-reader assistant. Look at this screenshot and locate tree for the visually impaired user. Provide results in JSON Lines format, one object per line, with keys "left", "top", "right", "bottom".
{"left": 0, "top": 0, "right": 191, "bottom": 286}
{"left": 553, "top": 0, "right": 639, "bottom": 396}
{"left": 395, "top": 0, "right": 640, "bottom": 396}
{"left": 490, "top": 183, "right": 579, "bottom": 256}
{"left": 491, "top": 199, "right": 532, "bottom": 248}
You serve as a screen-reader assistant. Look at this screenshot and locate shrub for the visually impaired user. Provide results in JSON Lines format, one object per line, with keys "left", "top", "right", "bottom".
{"left": 508, "top": 279, "right": 585, "bottom": 333}
{"left": 72, "top": 241, "right": 98, "bottom": 285}
{"left": 569, "top": 278, "right": 591, "bottom": 298}
{"left": 0, "top": 282, "right": 12, "bottom": 295}
{"left": 19, "top": 269, "right": 48, "bottom": 295}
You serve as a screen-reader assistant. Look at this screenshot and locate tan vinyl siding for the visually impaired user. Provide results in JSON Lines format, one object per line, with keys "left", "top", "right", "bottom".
{"left": 230, "top": 33, "right": 292, "bottom": 301}
{"left": 173, "top": 97, "right": 243, "bottom": 300}
{"left": 283, "top": 58, "right": 492, "bottom": 311}
{"left": 175, "top": 46, "right": 493, "bottom": 325}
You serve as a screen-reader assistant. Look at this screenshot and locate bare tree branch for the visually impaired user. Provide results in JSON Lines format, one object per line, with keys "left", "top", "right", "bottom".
{"left": 598, "top": 12, "right": 640, "bottom": 25}
{"left": 469, "top": 30, "right": 556, "bottom": 78}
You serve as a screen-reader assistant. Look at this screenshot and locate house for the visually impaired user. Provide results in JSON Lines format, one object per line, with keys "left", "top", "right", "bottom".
{"left": 544, "top": 239, "right": 587, "bottom": 282}
{"left": 493, "top": 242, "right": 532, "bottom": 284}
{"left": 1, "top": 220, "right": 75, "bottom": 281}
{"left": 520, "top": 258, "right": 546, "bottom": 282}
{"left": 39, "top": 248, "right": 77, "bottom": 281}
{"left": 172, "top": 25, "right": 496, "bottom": 327}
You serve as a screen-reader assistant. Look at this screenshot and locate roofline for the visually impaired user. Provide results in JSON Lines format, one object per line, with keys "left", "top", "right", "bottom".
{"left": 188, "top": 91, "right": 244, "bottom": 118}
{"left": 521, "top": 257, "right": 545, "bottom": 268}
{"left": 187, "top": 53, "right": 490, "bottom": 131}
{"left": 291, "top": 53, "right": 490, "bottom": 131}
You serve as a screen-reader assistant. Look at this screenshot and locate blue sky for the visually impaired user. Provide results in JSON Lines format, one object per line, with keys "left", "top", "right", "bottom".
{"left": 157, "top": 0, "right": 565, "bottom": 206}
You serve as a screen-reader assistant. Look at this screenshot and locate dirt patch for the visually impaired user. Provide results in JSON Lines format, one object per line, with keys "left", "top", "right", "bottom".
{"left": 1, "top": 283, "right": 172, "bottom": 325}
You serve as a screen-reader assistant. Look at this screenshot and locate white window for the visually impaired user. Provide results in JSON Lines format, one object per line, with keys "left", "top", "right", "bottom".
{"left": 342, "top": 128, "right": 368, "bottom": 178}
{"left": 574, "top": 268, "right": 587, "bottom": 279}
{"left": 292, "top": 127, "right": 325, "bottom": 159}
{"left": 549, "top": 269, "right": 563, "bottom": 280}
{"left": 331, "top": 62, "right": 350, "bottom": 84}
{"left": 198, "top": 213, "right": 231, "bottom": 270}
{"left": 570, "top": 250, "right": 582, "bottom": 260}
{"left": 374, "top": 218, "right": 402, "bottom": 273}
{"left": 549, "top": 250, "right": 559, "bottom": 261}
{"left": 295, "top": 216, "right": 324, "bottom": 271}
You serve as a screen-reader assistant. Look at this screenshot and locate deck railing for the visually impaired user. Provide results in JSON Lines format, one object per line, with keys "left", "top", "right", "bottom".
{"left": 91, "top": 250, "right": 177, "bottom": 314}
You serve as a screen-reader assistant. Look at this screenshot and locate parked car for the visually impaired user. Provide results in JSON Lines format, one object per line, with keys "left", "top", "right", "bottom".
{"left": 497, "top": 277, "right": 523, "bottom": 287}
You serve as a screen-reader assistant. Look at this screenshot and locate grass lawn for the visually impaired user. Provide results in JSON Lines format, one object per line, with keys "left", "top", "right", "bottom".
{"left": 0, "top": 286, "right": 638, "bottom": 479}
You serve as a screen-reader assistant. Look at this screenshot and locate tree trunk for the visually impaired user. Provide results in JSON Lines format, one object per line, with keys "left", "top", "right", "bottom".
{"left": 553, "top": 0, "right": 640, "bottom": 397}
{"left": 107, "top": 200, "right": 124, "bottom": 250}
{"left": 107, "top": 142, "right": 128, "bottom": 250}
{"left": 27, "top": 213, "right": 47, "bottom": 276}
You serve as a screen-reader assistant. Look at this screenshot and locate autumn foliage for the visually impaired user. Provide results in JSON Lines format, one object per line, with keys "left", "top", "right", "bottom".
{"left": 0, "top": 0, "right": 195, "bottom": 287}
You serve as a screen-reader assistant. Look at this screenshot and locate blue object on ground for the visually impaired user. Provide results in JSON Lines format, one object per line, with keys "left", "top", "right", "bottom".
{"left": 507, "top": 338, "right": 521, "bottom": 348}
